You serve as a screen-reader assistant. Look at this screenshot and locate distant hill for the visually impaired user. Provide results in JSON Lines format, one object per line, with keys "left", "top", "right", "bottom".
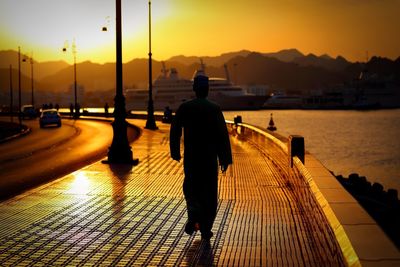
{"left": 167, "top": 48, "right": 351, "bottom": 72}
{"left": 263, "top": 48, "right": 304, "bottom": 62}
{"left": 168, "top": 50, "right": 252, "bottom": 67}
{"left": 33, "top": 61, "right": 70, "bottom": 80}
{"left": 223, "top": 52, "right": 348, "bottom": 92}
{"left": 39, "top": 58, "right": 198, "bottom": 93}
{"left": 1, "top": 49, "right": 399, "bottom": 100}
{"left": 40, "top": 61, "right": 116, "bottom": 93}
{"left": 365, "top": 56, "right": 400, "bottom": 78}
{"left": 293, "top": 54, "right": 350, "bottom": 71}
{"left": 168, "top": 49, "right": 306, "bottom": 67}
{"left": 0, "top": 68, "right": 42, "bottom": 107}
{"left": 0, "top": 68, "right": 36, "bottom": 92}
{"left": 0, "top": 50, "right": 69, "bottom": 80}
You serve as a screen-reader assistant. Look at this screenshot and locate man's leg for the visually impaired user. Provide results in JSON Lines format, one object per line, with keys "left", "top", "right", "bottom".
{"left": 183, "top": 178, "right": 201, "bottom": 235}
{"left": 199, "top": 178, "right": 218, "bottom": 240}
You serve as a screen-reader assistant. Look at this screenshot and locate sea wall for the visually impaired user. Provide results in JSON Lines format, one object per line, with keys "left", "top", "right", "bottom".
{"left": 335, "top": 173, "right": 400, "bottom": 249}
{"left": 226, "top": 118, "right": 400, "bottom": 267}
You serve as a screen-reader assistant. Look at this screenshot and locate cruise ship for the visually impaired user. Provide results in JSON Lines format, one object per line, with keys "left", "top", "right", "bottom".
{"left": 263, "top": 92, "right": 303, "bottom": 109}
{"left": 125, "top": 63, "right": 267, "bottom": 111}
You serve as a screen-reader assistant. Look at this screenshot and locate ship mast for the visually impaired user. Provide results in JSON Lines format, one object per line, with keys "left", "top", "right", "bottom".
{"left": 200, "top": 58, "right": 206, "bottom": 71}
{"left": 224, "top": 64, "right": 231, "bottom": 83}
{"left": 161, "top": 61, "right": 168, "bottom": 78}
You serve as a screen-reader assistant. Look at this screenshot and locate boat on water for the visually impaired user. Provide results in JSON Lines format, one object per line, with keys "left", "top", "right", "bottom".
{"left": 125, "top": 62, "right": 267, "bottom": 111}
{"left": 263, "top": 92, "right": 303, "bottom": 109}
{"left": 263, "top": 67, "right": 400, "bottom": 110}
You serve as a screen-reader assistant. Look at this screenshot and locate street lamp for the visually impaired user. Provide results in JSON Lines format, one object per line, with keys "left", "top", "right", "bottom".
{"left": 103, "top": 0, "right": 138, "bottom": 164}
{"left": 102, "top": 16, "right": 110, "bottom": 32}
{"left": 18, "top": 46, "right": 22, "bottom": 126}
{"left": 9, "top": 65, "right": 13, "bottom": 122}
{"left": 62, "top": 40, "right": 78, "bottom": 118}
{"left": 22, "top": 53, "right": 34, "bottom": 108}
{"left": 145, "top": 0, "right": 157, "bottom": 130}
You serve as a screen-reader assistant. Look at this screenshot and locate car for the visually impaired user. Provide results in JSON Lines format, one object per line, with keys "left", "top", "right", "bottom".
{"left": 39, "top": 109, "right": 62, "bottom": 128}
{"left": 21, "top": 105, "right": 37, "bottom": 119}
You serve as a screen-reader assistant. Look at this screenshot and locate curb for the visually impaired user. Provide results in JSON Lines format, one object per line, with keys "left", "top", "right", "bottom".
{"left": 62, "top": 116, "right": 143, "bottom": 142}
{"left": 0, "top": 125, "right": 31, "bottom": 144}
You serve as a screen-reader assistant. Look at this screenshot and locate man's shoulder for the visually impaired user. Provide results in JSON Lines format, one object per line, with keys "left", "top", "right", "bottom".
{"left": 206, "top": 99, "right": 221, "bottom": 109}
{"left": 180, "top": 98, "right": 221, "bottom": 109}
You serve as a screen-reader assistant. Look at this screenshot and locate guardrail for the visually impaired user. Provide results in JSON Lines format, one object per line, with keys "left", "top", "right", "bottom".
{"left": 226, "top": 118, "right": 400, "bottom": 267}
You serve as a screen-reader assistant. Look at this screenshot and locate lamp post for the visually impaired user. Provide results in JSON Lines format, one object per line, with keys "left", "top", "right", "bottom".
{"left": 145, "top": 0, "right": 157, "bottom": 130}
{"left": 63, "top": 40, "right": 78, "bottom": 118}
{"left": 104, "top": 0, "right": 138, "bottom": 164}
{"left": 22, "top": 53, "right": 34, "bottom": 107}
{"left": 18, "top": 47, "right": 22, "bottom": 127}
{"left": 9, "top": 65, "right": 13, "bottom": 122}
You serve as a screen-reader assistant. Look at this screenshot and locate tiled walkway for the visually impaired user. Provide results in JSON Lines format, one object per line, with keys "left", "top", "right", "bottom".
{"left": 0, "top": 119, "right": 346, "bottom": 266}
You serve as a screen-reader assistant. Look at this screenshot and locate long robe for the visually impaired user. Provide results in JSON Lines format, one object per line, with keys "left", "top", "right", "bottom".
{"left": 170, "top": 97, "right": 232, "bottom": 234}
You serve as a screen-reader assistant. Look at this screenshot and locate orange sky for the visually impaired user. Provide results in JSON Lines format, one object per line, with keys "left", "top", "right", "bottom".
{"left": 0, "top": 0, "right": 399, "bottom": 64}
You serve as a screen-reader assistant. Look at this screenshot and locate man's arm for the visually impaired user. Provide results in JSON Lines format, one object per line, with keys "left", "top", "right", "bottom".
{"left": 216, "top": 109, "right": 232, "bottom": 171}
{"left": 169, "top": 108, "right": 182, "bottom": 161}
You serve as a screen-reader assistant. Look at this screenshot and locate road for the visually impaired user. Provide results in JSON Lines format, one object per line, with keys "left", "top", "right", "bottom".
{"left": 0, "top": 117, "right": 138, "bottom": 199}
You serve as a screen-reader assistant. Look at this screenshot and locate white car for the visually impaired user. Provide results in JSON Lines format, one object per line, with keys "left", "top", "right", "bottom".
{"left": 39, "top": 109, "right": 62, "bottom": 128}
{"left": 21, "top": 105, "right": 37, "bottom": 119}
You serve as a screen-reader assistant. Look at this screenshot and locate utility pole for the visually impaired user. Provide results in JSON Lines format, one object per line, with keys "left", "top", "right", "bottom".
{"left": 30, "top": 56, "right": 34, "bottom": 107}
{"left": 63, "top": 40, "right": 78, "bottom": 118}
{"left": 18, "top": 47, "right": 22, "bottom": 127}
{"left": 73, "top": 42, "right": 78, "bottom": 117}
{"left": 23, "top": 53, "right": 34, "bottom": 107}
{"left": 9, "top": 65, "right": 13, "bottom": 122}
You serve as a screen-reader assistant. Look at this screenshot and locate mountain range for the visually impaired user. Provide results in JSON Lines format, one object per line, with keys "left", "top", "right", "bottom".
{"left": 168, "top": 49, "right": 351, "bottom": 72}
{"left": 1, "top": 49, "right": 399, "bottom": 100}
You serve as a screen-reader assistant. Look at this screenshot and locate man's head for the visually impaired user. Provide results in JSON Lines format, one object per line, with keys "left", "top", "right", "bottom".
{"left": 193, "top": 75, "right": 209, "bottom": 98}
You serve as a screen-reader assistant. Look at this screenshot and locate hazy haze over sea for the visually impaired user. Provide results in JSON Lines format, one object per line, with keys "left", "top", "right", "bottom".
{"left": 224, "top": 109, "right": 400, "bottom": 192}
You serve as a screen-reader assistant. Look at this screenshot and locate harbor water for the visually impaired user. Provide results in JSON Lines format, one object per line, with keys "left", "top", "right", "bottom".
{"left": 224, "top": 109, "right": 400, "bottom": 192}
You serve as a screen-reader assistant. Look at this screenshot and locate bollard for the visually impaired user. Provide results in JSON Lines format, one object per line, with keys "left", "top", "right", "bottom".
{"left": 234, "top": 115, "right": 242, "bottom": 124}
{"left": 288, "top": 135, "right": 305, "bottom": 167}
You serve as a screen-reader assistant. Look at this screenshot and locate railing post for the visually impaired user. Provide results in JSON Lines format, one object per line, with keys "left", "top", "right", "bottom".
{"left": 288, "top": 135, "right": 305, "bottom": 167}
{"left": 234, "top": 115, "right": 245, "bottom": 136}
{"left": 234, "top": 115, "right": 242, "bottom": 124}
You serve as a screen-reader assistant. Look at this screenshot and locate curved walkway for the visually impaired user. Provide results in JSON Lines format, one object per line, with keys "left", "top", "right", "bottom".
{"left": 0, "top": 119, "right": 345, "bottom": 266}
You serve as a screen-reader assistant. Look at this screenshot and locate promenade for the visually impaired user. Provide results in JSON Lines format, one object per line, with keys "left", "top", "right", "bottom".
{"left": 0, "top": 118, "right": 391, "bottom": 266}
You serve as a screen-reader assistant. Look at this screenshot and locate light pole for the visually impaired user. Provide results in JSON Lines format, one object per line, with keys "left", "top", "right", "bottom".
{"left": 104, "top": 0, "right": 138, "bottom": 164}
{"left": 18, "top": 47, "right": 22, "bottom": 126}
{"left": 22, "top": 53, "right": 34, "bottom": 107}
{"left": 9, "top": 65, "right": 13, "bottom": 122}
{"left": 145, "top": 0, "right": 157, "bottom": 130}
{"left": 63, "top": 40, "right": 78, "bottom": 118}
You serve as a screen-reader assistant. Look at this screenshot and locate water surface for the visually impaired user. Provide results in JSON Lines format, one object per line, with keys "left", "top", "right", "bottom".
{"left": 224, "top": 109, "right": 400, "bottom": 192}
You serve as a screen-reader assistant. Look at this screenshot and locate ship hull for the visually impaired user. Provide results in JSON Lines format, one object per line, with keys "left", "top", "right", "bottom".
{"left": 126, "top": 94, "right": 267, "bottom": 111}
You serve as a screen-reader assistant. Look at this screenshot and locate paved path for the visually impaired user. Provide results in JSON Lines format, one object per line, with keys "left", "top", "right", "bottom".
{"left": 0, "top": 119, "right": 345, "bottom": 266}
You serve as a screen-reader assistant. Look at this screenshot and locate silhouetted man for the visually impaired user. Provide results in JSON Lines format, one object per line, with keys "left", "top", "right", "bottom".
{"left": 170, "top": 75, "right": 232, "bottom": 241}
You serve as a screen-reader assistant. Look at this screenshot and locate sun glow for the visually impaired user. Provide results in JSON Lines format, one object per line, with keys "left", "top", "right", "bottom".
{"left": 69, "top": 171, "right": 92, "bottom": 195}
{"left": 0, "top": 0, "right": 399, "bottom": 63}
{"left": 0, "top": 0, "right": 173, "bottom": 63}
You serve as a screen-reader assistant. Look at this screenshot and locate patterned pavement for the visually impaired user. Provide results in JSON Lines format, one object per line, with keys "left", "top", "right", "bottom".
{"left": 0, "top": 119, "right": 346, "bottom": 266}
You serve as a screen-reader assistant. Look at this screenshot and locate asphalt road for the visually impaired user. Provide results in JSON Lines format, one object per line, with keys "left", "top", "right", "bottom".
{"left": 0, "top": 117, "right": 137, "bottom": 199}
